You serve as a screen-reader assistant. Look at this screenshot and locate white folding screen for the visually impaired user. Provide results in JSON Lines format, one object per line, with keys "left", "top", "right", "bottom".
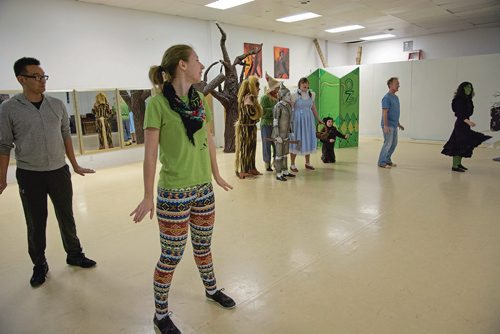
{"left": 331, "top": 53, "right": 500, "bottom": 141}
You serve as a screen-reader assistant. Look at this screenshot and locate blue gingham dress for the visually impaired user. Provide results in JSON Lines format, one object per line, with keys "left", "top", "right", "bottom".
{"left": 290, "top": 91, "right": 317, "bottom": 155}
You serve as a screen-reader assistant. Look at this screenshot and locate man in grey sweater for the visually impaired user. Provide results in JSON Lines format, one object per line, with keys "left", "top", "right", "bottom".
{"left": 0, "top": 57, "right": 96, "bottom": 287}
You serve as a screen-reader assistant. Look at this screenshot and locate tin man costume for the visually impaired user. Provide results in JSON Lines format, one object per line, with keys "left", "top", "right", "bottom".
{"left": 271, "top": 83, "right": 296, "bottom": 181}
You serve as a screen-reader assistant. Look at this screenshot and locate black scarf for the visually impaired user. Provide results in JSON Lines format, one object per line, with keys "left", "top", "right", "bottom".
{"left": 162, "top": 83, "right": 205, "bottom": 145}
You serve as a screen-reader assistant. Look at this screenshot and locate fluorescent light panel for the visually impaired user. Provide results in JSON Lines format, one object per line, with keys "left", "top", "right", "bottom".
{"left": 325, "top": 25, "right": 365, "bottom": 33}
{"left": 360, "top": 34, "right": 395, "bottom": 41}
{"left": 205, "top": 0, "right": 254, "bottom": 10}
{"left": 277, "top": 12, "right": 322, "bottom": 23}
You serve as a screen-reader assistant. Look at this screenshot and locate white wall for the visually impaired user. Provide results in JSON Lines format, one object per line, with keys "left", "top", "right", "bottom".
{"left": 0, "top": 0, "right": 339, "bottom": 147}
{"left": 326, "top": 40, "right": 350, "bottom": 67}
{"left": 346, "top": 27, "right": 500, "bottom": 65}
{"left": 0, "top": 0, "right": 210, "bottom": 90}
{"left": 332, "top": 54, "right": 500, "bottom": 141}
{"left": 1, "top": 0, "right": 498, "bottom": 147}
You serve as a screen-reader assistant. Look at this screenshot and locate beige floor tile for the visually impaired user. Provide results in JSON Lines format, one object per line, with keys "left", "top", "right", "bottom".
{"left": 0, "top": 138, "right": 499, "bottom": 333}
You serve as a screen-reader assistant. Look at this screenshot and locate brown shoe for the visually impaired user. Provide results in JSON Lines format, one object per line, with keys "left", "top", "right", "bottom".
{"left": 290, "top": 166, "right": 299, "bottom": 173}
{"left": 305, "top": 164, "right": 315, "bottom": 170}
{"left": 248, "top": 169, "right": 263, "bottom": 175}
{"left": 236, "top": 172, "right": 253, "bottom": 179}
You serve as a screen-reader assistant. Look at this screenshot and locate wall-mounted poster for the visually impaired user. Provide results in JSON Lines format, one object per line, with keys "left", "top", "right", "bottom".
{"left": 243, "top": 42, "right": 262, "bottom": 78}
{"left": 274, "top": 46, "right": 289, "bottom": 79}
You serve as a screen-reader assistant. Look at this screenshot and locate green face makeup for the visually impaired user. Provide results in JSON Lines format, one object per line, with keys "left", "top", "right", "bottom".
{"left": 464, "top": 85, "right": 472, "bottom": 96}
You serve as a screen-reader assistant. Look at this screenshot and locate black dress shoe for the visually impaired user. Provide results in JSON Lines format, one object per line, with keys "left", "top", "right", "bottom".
{"left": 452, "top": 167, "right": 465, "bottom": 172}
{"left": 283, "top": 173, "right": 295, "bottom": 177}
{"left": 276, "top": 175, "right": 287, "bottom": 181}
{"left": 266, "top": 167, "right": 273, "bottom": 172}
{"left": 30, "top": 262, "right": 49, "bottom": 287}
{"left": 458, "top": 164, "right": 468, "bottom": 170}
{"left": 67, "top": 254, "right": 96, "bottom": 268}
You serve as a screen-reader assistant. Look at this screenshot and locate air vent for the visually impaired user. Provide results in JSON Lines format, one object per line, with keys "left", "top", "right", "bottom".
{"left": 403, "top": 40, "right": 413, "bottom": 51}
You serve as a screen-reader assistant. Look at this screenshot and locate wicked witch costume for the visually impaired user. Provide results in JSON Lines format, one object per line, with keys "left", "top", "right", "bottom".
{"left": 441, "top": 82, "right": 491, "bottom": 171}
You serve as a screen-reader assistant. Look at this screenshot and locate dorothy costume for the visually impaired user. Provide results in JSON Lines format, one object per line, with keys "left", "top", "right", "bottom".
{"left": 290, "top": 90, "right": 317, "bottom": 155}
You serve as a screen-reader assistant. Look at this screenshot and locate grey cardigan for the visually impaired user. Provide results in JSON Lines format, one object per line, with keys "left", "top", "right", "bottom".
{"left": 0, "top": 93, "right": 71, "bottom": 171}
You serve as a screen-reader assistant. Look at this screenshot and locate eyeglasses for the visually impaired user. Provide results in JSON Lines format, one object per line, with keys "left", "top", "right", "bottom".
{"left": 21, "top": 74, "right": 49, "bottom": 81}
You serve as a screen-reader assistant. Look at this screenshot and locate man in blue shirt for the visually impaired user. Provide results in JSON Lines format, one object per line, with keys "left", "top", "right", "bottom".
{"left": 378, "top": 77, "right": 405, "bottom": 168}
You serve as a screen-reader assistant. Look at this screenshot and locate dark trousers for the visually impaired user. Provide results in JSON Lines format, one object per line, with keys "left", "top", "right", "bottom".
{"left": 16, "top": 165, "right": 82, "bottom": 266}
{"left": 321, "top": 142, "right": 336, "bottom": 163}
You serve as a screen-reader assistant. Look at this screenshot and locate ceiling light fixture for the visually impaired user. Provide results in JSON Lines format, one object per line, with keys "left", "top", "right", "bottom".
{"left": 276, "top": 12, "right": 322, "bottom": 23}
{"left": 325, "top": 25, "right": 365, "bottom": 33}
{"left": 360, "top": 34, "right": 395, "bottom": 41}
{"left": 205, "top": 0, "right": 254, "bottom": 10}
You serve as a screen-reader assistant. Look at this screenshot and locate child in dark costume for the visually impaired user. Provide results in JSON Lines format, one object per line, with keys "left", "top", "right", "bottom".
{"left": 318, "top": 117, "right": 349, "bottom": 163}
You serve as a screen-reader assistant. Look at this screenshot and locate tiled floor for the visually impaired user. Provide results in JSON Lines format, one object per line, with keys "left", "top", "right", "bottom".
{"left": 1, "top": 138, "right": 499, "bottom": 334}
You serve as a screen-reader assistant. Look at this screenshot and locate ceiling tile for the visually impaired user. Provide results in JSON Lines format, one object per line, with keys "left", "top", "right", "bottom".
{"left": 77, "top": 0, "right": 500, "bottom": 43}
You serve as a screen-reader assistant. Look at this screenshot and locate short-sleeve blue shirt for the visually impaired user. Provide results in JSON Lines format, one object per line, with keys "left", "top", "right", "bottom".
{"left": 381, "top": 92, "right": 400, "bottom": 128}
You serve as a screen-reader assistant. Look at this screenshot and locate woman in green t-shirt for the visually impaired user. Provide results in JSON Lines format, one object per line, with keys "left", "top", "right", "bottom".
{"left": 130, "top": 44, "right": 234, "bottom": 334}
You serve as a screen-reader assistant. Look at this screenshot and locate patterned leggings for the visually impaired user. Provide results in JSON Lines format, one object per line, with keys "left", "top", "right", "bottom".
{"left": 154, "top": 183, "right": 217, "bottom": 316}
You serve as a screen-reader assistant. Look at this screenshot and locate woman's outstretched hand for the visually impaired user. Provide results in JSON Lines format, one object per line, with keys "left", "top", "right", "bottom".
{"left": 214, "top": 175, "right": 233, "bottom": 191}
{"left": 130, "top": 198, "right": 155, "bottom": 223}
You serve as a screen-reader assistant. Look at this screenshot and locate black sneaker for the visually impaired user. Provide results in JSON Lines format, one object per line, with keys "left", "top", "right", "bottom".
{"left": 452, "top": 167, "right": 465, "bottom": 172}
{"left": 66, "top": 254, "right": 96, "bottom": 268}
{"left": 153, "top": 312, "right": 181, "bottom": 334}
{"left": 276, "top": 175, "right": 287, "bottom": 181}
{"left": 30, "top": 262, "right": 49, "bottom": 287}
{"left": 283, "top": 172, "right": 295, "bottom": 178}
{"left": 206, "top": 289, "right": 236, "bottom": 309}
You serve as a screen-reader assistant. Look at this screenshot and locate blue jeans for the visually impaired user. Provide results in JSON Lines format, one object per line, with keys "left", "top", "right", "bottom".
{"left": 122, "top": 120, "right": 131, "bottom": 141}
{"left": 378, "top": 127, "right": 398, "bottom": 166}
{"left": 260, "top": 124, "right": 276, "bottom": 163}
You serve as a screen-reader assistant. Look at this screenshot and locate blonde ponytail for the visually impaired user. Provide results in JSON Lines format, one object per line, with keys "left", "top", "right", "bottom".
{"left": 148, "top": 65, "right": 164, "bottom": 93}
{"left": 149, "top": 44, "right": 193, "bottom": 90}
